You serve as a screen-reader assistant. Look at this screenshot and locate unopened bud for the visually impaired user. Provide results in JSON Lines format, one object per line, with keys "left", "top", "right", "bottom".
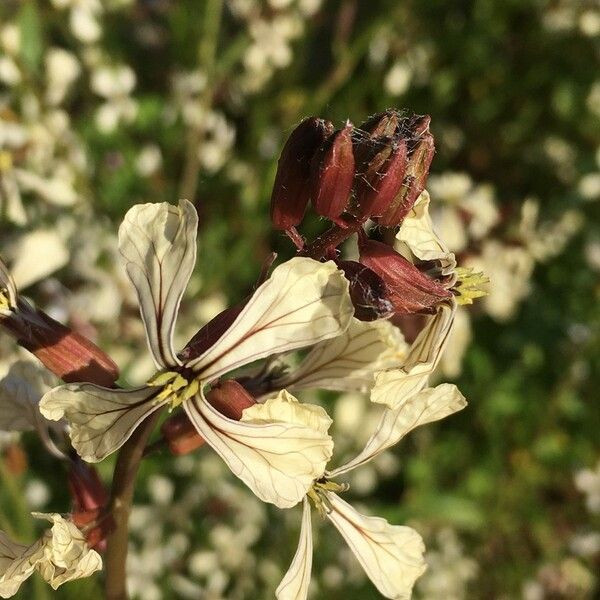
{"left": 377, "top": 115, "right": 434, "bottom": 226}
{"left": 310, "top": 123, "right": 355, "bottom": 221}
{"left": 69, "top": 459, "right": 114, "bottom": 550}
{"left": 161, "top": 411, "right": 205, "bottom": 456}
{"left": 353, "top": 109, "right": 402, "bottom": 164}
{"left": 353, "top": 139, "right": 408, "bottom": 220}
{"left": 337, "top": 260, "right": 393, "bottom": 321}
{"left": 270, "top": 117, "right": 334, "bottom": 230}
{"left": 179, "top": 302, "right": 245, "bottom": 364}
{"left": 68, "top": 459, "right": 109, "bottom": 513}
{"left": 358, "top": 239, "right": 451, "bottom": 314}
{"left": 206, "top": 380, "right": 256, "bottom": 421}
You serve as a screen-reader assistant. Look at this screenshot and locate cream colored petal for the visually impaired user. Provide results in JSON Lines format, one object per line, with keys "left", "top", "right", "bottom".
{"left": 328, "top": 384, "right": 466, "bottom": 477}
{"left": 277, "top": 319, "right": 408, "bottom": 394}
{"left": 396, "top": 190, "right": 456, "bottom": 280}
{"left": 184, "top": 389, "right": 334, "bottom": 508}
{"left": 186, "top": 258, "right": 354, "bottom": 381}
{"left": 0, "top": 533, "right": 44, "bottom": 598}
{"left": 326, "top": 493, "right": 426, "bottom": 600}
{"left": 276, "top": 498, "right": 313, "bottom": 600}
{"left": 371, "top": 301, "right": 455, "bottom": 408}
{"left": 118, "top": 200, "right": 198, "bottom": 369}
{"left": 39, "top": 384, "right": 162, "bottom": 462}
{"left": 242, "top": 390, "right": 332, "bottom": 435}
{"left": 32, "top": 513, "right": 102, "bottom": 590}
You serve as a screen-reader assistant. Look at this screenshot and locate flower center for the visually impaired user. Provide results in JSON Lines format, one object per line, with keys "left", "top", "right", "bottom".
{"left": 307, "top": 479, "right": 349, "bottom": 517}
{"left": 146, "top": 370, "right": 201, "bottom": 411}
{"left": 0, "top": 289, "right": 12, "bottom": 312}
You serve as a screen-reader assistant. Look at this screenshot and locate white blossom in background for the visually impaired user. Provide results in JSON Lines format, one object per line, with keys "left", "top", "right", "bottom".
{"left": 91, "top": 64, "right": 138, "bottom": 134}
{"left": 385, "top": 61, "right": 412, "bottom": 96}
{"left": 416, "top": 528, "right": 478, "bottom": 600}
{"left": 51, "top": 0, "right": 103, "bottom": 44}
{"left": 45, "top": 48, "right": 81, "bottom": 106}
{"left": 575, "top": 460, "right": 600, "bottom": 514}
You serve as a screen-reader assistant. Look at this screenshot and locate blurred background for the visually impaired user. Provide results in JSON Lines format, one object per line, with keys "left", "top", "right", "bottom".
{"left": 0, "top": 0, "right": 599, "bottom": 598}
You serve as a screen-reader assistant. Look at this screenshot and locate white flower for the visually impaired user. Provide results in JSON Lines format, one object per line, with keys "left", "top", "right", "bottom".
{"left": 41, "top": 200, "right": 353, "bottom": 508}
{"left": 0, "top": 513, "right": 101, "bottom": 598}
{"left": 276, "top": 379, "right": 466, "bottom": 600}
{"left": 575, "top": 460, "right": 600, "bottom": 514}
{"left": 45, "top": 48, "right": 80, "bottom": 106}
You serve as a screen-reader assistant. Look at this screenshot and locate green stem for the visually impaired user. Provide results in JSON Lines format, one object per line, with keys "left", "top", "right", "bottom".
{"left": 103, "top": 413, "right": 161, "bottom": 600}
{"left": 178, "top": 0, "right": 224, "bottom": 202}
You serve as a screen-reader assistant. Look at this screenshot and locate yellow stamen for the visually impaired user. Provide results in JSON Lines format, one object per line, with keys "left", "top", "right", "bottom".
{"left": 453, "top": 266, "right": 489, "bottom": 305}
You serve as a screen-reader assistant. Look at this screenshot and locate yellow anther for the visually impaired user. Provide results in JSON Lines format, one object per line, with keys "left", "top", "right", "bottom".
{"left": 453, "top": 266, "right": 489, "bottom": 305}
{"left": 0, "top": 151, "right": 12, "bottom": 172}
{"left": 307, "top": 479, "right": 350, "bottom": 518}
{"left": 147, "top": 370, "right": 179, "bottom": 387}
{"left": 0, "top": 290, "right": 11, "bottom": 311}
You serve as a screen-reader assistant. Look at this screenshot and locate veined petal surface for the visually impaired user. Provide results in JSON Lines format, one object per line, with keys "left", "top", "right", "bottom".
{"left": 118, "top": 199, "right": 198, "bottom": 369}
{"left": 328, "top": 383, "right": 466, "bottom": 477}
{"left": 276, "top": 498, "right": 313, "bottom": 600}
{"left": 184, "top": 389, "right": 334, "bottom": 508}
{"left": 326, "top": 493, "right": 426, "bottom": 600}
{"left": 40, "top": 384, "right": 162, "bottom": 462}
{"left": 277, "top": 319, "right": 407, "bottom": 394}
{"left": 371, "top": 301, "right": 455, "bottom": 408}
{"left": 186, "top": 258, "right": 354, "bottom": 381}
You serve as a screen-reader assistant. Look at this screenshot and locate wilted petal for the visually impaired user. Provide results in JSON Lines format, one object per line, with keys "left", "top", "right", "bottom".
{"left": 328, "top": 384, "right": 466, "bottom": 477}
{"left": 326, "top": 493, "right": 426, "bottom": 600}
{"left": 371, "top": 301, "right": 455, "bottom": 407}
{"left": 187, "top": 258, "right": 354, "bottom": 381}
{"left": 276, "top": 498, "right": 313, "bottom": 600}
{"left": 396, "top": 191, "right": 456, "bottom": 281}
{"left": 40, "top": 384, "right": 161, "bottom": 462}
{"left": 184, "top": 389, "right": 334, "bottom": 508}
{"left": 32, "top": 513, "right": 102, "bottom": 590}
{"left": 118, "top": 200, "right": 198, "bottom": 369}
{"left": 278, "top": 319, "right": 407, "bottom": 394}
{"left": 0, "top": 533, "right": 44, "bottom": 598}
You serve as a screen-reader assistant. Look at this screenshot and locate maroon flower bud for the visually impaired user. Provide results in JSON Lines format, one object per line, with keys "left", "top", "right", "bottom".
{"left": 337, "top": 260, "right": 394, "bottom": 321}
{"left": 206, "top": 380, "right": 256, "bottom": 421}
{"left": 68, "top": 459, "right": 109, "bottom": 513}
{"left": 353, "top": 109, "right": 402, "bottom": 165}
{"left": 161, "top": 380, "right": 256, "bottom": 456}
{"left": 161, "top": 411, "right": 206, "bottom": 456}
{"left": 1, "top": 304, "right": 119, "bottom": 387}
{"left": 353, "top": 139, "right": 408, "bottom": 221}
{"left": 179, "top": 302, "right": 246, "bottom": 364}
{"left": 376, "top": 115, "right": 435, "bottom": 227}
{"left": 69, "top": 459, "right": 114, "bottom": 551}
{"left": 270, "top": 117, "right": 334, "bottom": 230}
{"left": 358, "top": 239, "right": 452, "bottom": 314}
{"left": 310, "top": 122, "right": 355, "bottom": 221}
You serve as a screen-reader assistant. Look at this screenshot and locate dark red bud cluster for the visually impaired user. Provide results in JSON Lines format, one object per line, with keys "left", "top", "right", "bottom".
{"left": 270, "top": 110, "right": 435, "bottom": 234}
{"left": 353, "top": 111, "right": 434, "bottom": 226}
